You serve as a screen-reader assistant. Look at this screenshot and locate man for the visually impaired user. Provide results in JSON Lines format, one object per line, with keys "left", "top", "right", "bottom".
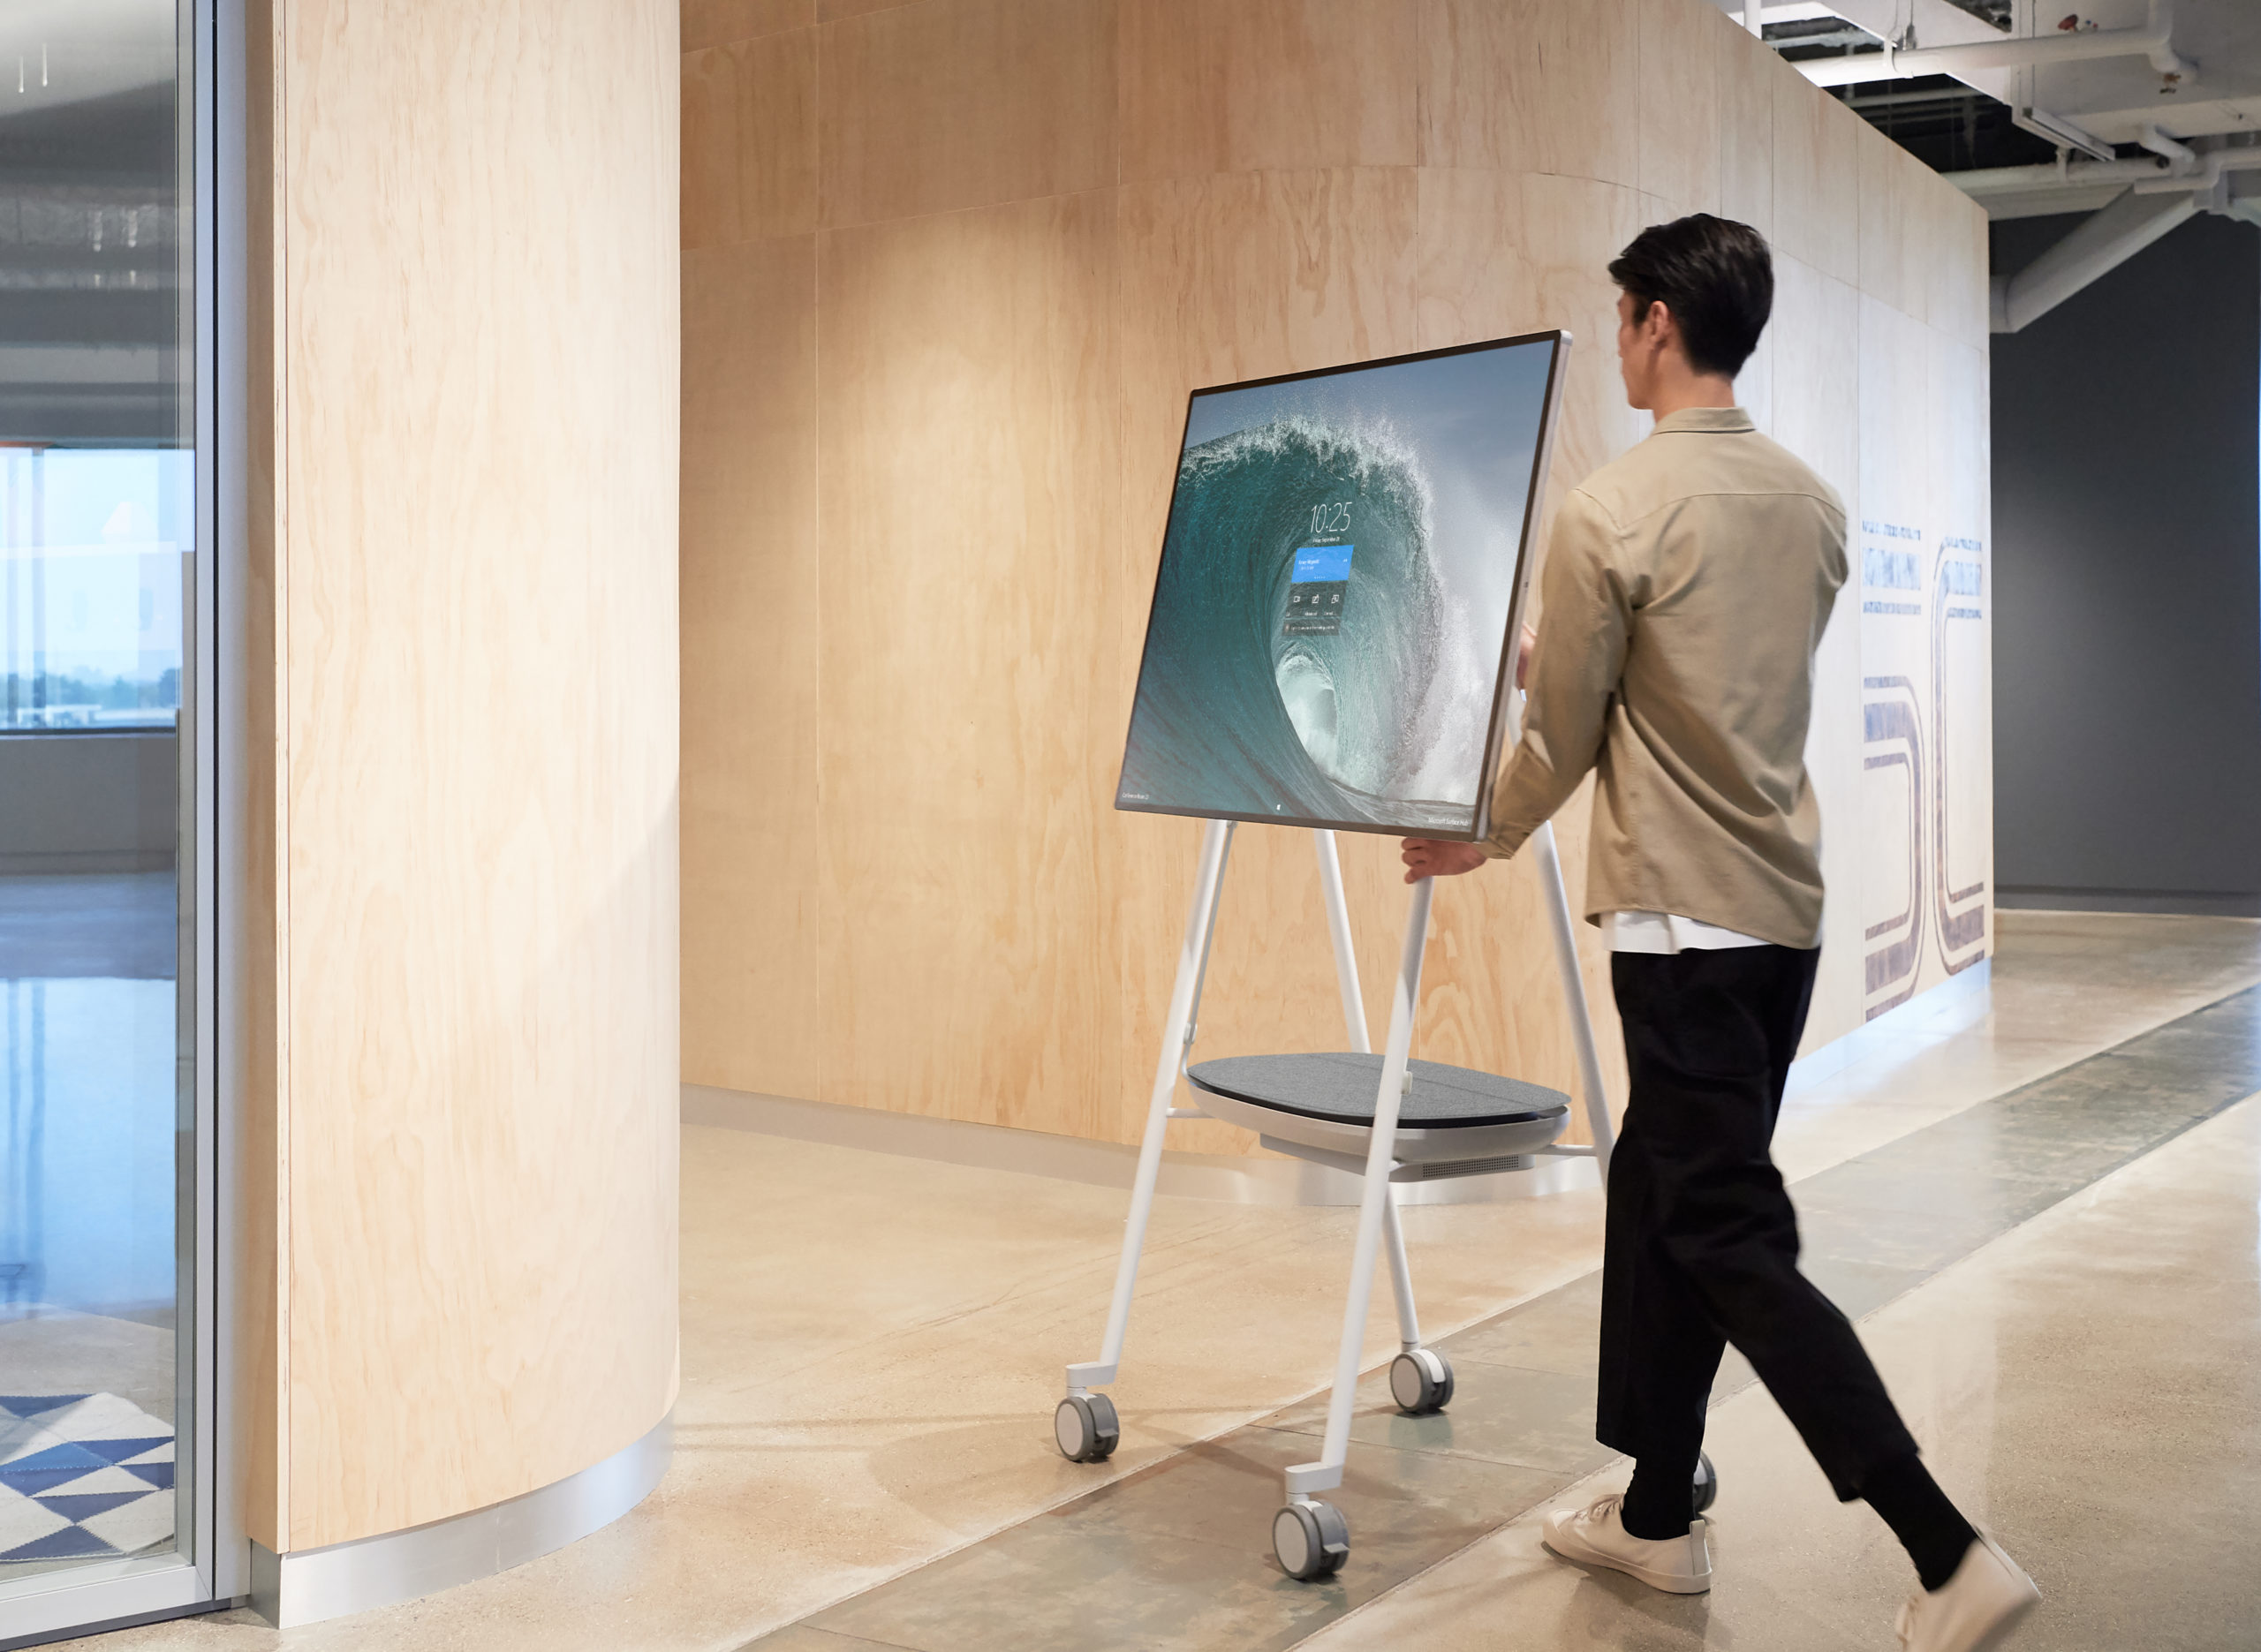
{"left": 1399, "top": 215, "right": 2038, "bottom": 1652}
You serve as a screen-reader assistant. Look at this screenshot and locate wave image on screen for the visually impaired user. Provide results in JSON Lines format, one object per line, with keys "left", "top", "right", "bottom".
{"left": 1116, "top": 335, "right": 1561, "bottom": 838}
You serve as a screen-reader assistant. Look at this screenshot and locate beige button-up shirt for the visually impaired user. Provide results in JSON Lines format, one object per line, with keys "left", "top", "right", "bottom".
{"left": 1482, "top": 407, "right": 1848, "bottom": 950}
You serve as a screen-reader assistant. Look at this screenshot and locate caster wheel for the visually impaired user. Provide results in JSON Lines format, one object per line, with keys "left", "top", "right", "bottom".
{"left": 1692, "top": 1449, "right": 1718, "bottom": 1515}
{"left": 1054, "top": 1393, "right": 1119, "bottom": 1463}
{"left": 1272, "top": 1499, "right": 1350, "bottom": 1580}
{"left": 1389, "top": 1348, "right": 1455, "bottom": 1414}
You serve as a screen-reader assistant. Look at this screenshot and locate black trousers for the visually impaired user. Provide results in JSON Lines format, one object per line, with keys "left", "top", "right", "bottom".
{"left": 1597, "top": 944, "right": 1918, "bottom": 1502}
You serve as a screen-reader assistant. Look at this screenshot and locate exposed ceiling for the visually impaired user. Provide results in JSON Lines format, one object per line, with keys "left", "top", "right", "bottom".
{"left": 1708, "top": 0, "right": 2261, "bottom": 329}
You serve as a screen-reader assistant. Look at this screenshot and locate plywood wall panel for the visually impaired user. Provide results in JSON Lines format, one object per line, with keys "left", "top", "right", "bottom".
{"left": 1772, "top": 254, "right": 1861, "bottom": 509}
{"left": 683, "top": 0, "right": 813, "bottom": 50}
{"left": 1414, "top": 170, "right": 1647, "bottom": 495}
{"left": 1118, "top": 0, "right": 1418, "bottom": 185}
{"left": 817, "top": 0, "right": 1116, "bottom": 230}
{"left": 1855, "top": 294, "right": 1940, "bottom": 1021}
{"left": 1771, "top": 253, "right": 1866, "bottom": 1051}
{"left": 680, "top": 0, "right": 1992, "bottom": 1155}
{"left": 1933, "top": 190, "right": 1992, "bottom": 348}
{"left": 1773, "top": 66, "right": 1861, "bottom": 284}
{"left": 683, "top": 236, "right": 821, "bottom": 1101}
{"left": 1860, "top": 136, "right": 1941, "bottom": 326}
{"left": 1419, "top": 0, "right": 1640, "bottom": 187}
{"left": 1929, "top": 331, "right": 1993, "bottom": 981}
{"left": 1716, "top": 17, "right": 1780, "bottom": 242}
{"left": 274, "top": 0, "right": 680, "bottom": 1549}
{"left": 1637, "top": 0, "right": 1723, "bottom": 219}
{"left": 815, "top": 192, "right": 1120, "bottom": 1136}
{"left": 682, "top": 29, "right": 817, "bottom": 250}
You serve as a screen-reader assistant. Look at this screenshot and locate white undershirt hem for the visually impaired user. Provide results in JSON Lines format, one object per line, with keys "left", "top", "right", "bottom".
{"left": 1603, "top": 910, "right": 1770, "bottom": 954}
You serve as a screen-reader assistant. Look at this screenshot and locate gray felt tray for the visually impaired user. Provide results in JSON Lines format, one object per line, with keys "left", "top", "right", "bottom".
{"left": 1187, "top": 1052, "right": 1569, "bottom": 1130}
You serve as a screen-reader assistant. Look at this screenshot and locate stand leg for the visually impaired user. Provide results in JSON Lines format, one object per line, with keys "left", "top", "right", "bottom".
{"left": 1530, "top": 819, "right": 1614, "bottom": 1178}
{"left": 1315, "top": 831, "right": 1450, "bottom": 1422}
{"left": 1312, "top": 831, "right": 1370, "bottom": 1054}
{"left": 1380, "top": 1189, "right": 1420, "bottom": 1350}
{"left": 1065, "top": 818, "right": 1233, "bottom": 1400}
{"left": 1285, "top": 875, "right": 1435, "bottom": 1502}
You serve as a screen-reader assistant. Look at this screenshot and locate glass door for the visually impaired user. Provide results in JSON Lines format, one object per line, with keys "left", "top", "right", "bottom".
{"left": 0, "top": 0, "right": 219, "bottom": 1638}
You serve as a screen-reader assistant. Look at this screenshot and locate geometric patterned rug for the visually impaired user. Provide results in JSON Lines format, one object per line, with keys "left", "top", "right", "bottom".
{"left": 0, "top": 1394, "right": 175, "bottom": 1566}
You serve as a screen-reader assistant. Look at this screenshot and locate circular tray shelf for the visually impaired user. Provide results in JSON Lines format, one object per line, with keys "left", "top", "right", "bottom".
{"left": 1188, "top": 1052, "right": 1568, "bottom": 1128}
{"left": 1185, "top": 1053, "right": 1570, "bottom": 1170}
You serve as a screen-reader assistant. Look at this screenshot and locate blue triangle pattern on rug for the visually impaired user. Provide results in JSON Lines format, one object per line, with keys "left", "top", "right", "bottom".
{"left": 0, "top": 1524, "right": 121, "bottom": 1563}
{"left": 0, "top": 1397, "right": 90, "bottom": 1420}
{"left": 0, "top": 1392, "right": 177, "bottom": 1570}
{"left": 35, "top": 1491, "right": 151, "bottom": 1523}
{"left": 79, "top": 1437, "right": 171, "bottom": 1467}
{"left": 0, "top": 1444, "right": 113, "bottom": 1497}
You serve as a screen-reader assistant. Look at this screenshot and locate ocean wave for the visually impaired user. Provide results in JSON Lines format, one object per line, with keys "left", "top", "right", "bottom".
{"left": 1118, "top": 417, "right": 1492, "bottom": 834}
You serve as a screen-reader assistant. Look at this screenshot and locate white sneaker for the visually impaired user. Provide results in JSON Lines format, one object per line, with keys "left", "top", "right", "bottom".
{"left": 1895, "top": 1532, "right": 2040, "bottom": 1652}
{"left": 1541, "top": 1492, "right": 1712, "bottom": 1594}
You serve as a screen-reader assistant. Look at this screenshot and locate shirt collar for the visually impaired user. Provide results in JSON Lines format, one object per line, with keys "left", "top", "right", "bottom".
{"left": 1651, "top": 406, "right": 1755, "bottom": 435}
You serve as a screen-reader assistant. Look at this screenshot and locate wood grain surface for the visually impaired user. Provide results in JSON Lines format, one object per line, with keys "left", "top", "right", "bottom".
{"left": 680, "top": 0, "right": 1993, "bottom": 1154}
{"left": 244, "top": 0, "right": 682, "bottom": 1552}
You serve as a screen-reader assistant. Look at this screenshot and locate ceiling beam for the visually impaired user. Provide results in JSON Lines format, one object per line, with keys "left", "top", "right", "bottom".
{"left": 1798, "top": 2, "right": 2196, "bottom": 89}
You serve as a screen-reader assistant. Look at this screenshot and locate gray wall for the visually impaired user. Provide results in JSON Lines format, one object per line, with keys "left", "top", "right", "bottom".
{"left": 0, "top": 731, "right": 178, "bottom": 873}
{"left": 1991, "top": 213, "right": 2261, "bottom": 916}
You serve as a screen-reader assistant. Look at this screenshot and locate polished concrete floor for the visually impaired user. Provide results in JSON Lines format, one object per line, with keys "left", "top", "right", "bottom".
{"left": 1297, "top": 1089, "right": 2261, "bottom": 1652}
{"left": 46, "top": 913, "right": 2261, "bottom": 1651}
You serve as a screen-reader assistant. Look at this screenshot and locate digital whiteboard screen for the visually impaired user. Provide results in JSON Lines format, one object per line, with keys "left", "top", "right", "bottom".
{"left": 1115, "top": 331, "right": 1567, "bottom": 841}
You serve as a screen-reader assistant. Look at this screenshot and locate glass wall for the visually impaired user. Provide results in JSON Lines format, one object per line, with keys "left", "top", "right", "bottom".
{"left": 0, "top": 0, "right": 200, "bottom": 1602}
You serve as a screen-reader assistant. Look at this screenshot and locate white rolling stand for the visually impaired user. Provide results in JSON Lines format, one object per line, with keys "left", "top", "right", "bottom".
{"left": 1055, "top": 818, "right": 1715, "bottom": 1580}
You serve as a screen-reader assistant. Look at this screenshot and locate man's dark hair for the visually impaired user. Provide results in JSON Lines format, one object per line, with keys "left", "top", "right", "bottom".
{"left": 1608, "top": 215, "right": 1773, "bottom": 379}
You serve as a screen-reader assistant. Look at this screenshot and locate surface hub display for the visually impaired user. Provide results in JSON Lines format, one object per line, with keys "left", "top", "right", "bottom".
{"left": 1116, "top": 332, "right": 1567, "bottom": 841}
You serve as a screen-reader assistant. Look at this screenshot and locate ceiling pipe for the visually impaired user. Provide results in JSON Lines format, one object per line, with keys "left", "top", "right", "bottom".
{"left": 2131, "top": 146, "right": 2261, "bottom": 195}
{"left": 1991, "top": 186, "right": 2198, "bottom": 334}
{"left": 2136, "top": 124, "right": 2197, "bottom": 172}
{"left": 1947, "top": 156, "right": 2176, "bottom": 199}
{"left": 1719, "top": 3, "right": 1842, "bottom": 23}
{"left": 1947, "top": 141, "right": 2261, "bottom": 201}
{"left": 1800, "top": 0, "right": 2196, "bottom": 89}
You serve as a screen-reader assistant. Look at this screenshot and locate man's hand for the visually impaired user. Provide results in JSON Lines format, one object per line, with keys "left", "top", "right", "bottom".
{"left": 1400, "top": 838, "right": 1488, "bottom": 884}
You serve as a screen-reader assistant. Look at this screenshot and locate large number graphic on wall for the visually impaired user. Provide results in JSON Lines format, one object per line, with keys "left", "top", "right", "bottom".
{"left": 1860, "top": 522, "right": 1990, "bottom": 1019}
{"left": 1115, "top": 334, "right": 1564, "bottom": 840}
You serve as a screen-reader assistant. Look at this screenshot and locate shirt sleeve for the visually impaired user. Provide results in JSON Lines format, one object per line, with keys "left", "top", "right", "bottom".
{"left": 1481, "top": 487, "right": 1630, "bottom": 860}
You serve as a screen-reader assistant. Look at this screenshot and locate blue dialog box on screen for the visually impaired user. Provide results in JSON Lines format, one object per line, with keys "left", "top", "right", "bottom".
{"left": 1285, "top": 544, "right": 1351, "bottom": 635}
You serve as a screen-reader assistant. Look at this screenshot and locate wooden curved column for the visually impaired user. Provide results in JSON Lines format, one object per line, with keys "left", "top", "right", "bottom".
{"left": 681, "top": 0, "right": 1992, "bottom": 1151}
{"left": 242, "top": 0, "right": 681, "bottom": 1569}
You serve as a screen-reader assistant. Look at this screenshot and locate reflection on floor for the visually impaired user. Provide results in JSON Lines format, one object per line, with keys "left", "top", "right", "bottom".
{"left": 1301, "top": 1090, "right": 2261, "bottom": 1652}
{"left": 51, "top": 913, "right": 2261, "bottom": 1651}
